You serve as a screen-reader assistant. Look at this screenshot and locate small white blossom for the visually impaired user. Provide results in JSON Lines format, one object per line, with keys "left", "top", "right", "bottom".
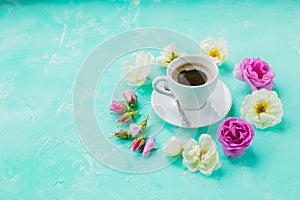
{"left": 163, "top": 137, "right": 183, "bottom": 157}
{"left": 200, "top": 37, "right": 228, "bottom": 66}
{"left": 122, "top": 50, "right": 154, "bottom": 86}
{"left": 241, "top": 89, "right": 283, "bottom": 129}
{"left": 156, "top": 43, "right": 180, "bottom": 67}
{"left": 182, "top": 134, "right": 221, "bottom": 175}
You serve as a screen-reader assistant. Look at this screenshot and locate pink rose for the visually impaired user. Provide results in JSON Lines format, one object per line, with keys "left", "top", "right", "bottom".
{"left": 217, "top": 117, "right": 254, "bottom": 158}
{"left": 109, "top": 100, "right": 128, "bottom": 114}
{"left": 233, "top": 57, "right": 275, "bottom": 91}
{"left": 123, "top": 90, "right": 138, "bottom": 108}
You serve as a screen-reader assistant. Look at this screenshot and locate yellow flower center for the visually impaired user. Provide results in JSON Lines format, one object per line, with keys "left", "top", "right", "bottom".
{"left": 168, "top": 52, "right": 178, "bottom": 63}
{"left": 134, "top": 76, "right": 145, "bottom": 84}
{"left": 209, "top": 48, "right": 221, "bottom": 60}
{"left": 255, "top": 102, "right": 268, "bottom": 114}
{"left": 199, "top": 148, "right": 207, "bottom": 159}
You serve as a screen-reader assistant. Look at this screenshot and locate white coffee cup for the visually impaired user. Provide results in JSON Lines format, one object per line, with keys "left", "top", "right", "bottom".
{"left": 152, "top": 55, "right": 219, "bottom": 110}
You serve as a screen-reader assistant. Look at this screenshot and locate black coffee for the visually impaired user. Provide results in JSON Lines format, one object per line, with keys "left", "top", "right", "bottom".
{"left": 172, "top": 62, "right": 209, "bottom": 86}
{"left": 177, "top": 69, "right": 207, "bottom": 86}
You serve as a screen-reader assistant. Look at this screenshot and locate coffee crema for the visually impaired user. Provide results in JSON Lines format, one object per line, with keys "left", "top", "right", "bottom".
{"left": 172, "top": 63, "right": 211, "bottom": 86}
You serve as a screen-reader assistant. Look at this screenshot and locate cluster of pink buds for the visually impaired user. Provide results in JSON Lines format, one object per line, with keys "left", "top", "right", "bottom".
{"left": 109, "top": 90, "right": 139, "bottom": 124}
{"left": 112, "top": 105, "right": 155, "bottom": 158}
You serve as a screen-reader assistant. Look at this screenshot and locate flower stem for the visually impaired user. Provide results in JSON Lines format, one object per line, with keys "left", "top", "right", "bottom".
{"left": 108, "top": 135, "right": 116, "bottom": 139}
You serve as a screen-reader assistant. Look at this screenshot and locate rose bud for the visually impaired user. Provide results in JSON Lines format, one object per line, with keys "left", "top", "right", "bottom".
{"left": 131, "top": 135, "right": 147, "bottom": 151}
{"left": 109, "top": 100, "right": 128, "bottom": 114}
{"left": 123, "top": 90, "right": 138, "bottom": 108}
{"left": 114, "top": 130, "right": 132, "bottom": 140}
{"left": 118, "top": 112, "right": 133, "bottom": 123}
{"left": 137, "top": 115, "right": 149, "bottom": 133}
{"left": 117, "top": 110, "right": 139, "bottom": 124}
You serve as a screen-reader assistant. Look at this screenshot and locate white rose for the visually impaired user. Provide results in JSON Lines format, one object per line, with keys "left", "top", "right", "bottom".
{"left": 156, "top": 43, "right": 180, "bottom": 67}
{"left": 241, "top": 89, "right": 283, "bottom": 129}
{"left": 200, "top": 37, "right": 228, "bottom": 66}
{"left": 122, "top": 50, "right": 154, "bottom": 86}
{"left": 182, "top": 134, "right": 221, "bottom": 175}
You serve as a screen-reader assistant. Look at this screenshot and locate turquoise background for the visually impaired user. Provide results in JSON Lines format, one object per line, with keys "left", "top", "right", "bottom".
{"left": 1, "top": 0, "right": 300, "bottom": 199}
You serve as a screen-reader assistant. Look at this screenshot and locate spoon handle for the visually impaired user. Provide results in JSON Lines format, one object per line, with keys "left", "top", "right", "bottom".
{"left": 175, "top": 99, "right": 191, "bottom": 128}
{"left": 164, "top": 84, "right": 191, "bottom": 127}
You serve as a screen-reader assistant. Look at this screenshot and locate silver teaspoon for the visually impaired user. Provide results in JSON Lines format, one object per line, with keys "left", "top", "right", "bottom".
{"left": 164, "top": 84, "right": 191, "bottom": 128}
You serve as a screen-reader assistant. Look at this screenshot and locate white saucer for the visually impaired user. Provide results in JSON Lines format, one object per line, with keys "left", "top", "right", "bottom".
{"left": 151, "top": 80, "right": 232, "bottom": 128}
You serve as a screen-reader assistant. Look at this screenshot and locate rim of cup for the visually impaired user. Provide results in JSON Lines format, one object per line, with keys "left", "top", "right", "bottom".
{"left": 167, "top": 55, "right": 219, "bottom": 88}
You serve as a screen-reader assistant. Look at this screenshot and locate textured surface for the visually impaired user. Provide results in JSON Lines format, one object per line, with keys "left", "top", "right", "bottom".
{"left": 1, "top": 0, "right": 300, "bottom": 199}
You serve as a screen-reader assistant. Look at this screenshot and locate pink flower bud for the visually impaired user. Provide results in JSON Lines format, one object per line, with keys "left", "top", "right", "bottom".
{"left": 143, "top": 135, "right": 155, "bottom": 158}
{"left": 109, "top": 101, "right": 128, "bottom": 114}
{"left": 118, "top": 112, "right": 133, "bottom": 123}
{"left": 131, "top": 135, "right": 146, "bottom": 151}
{"left": 118, "top": 110, "right": 139, "bottom": 124}
{"left": 123, "top": 90, "right": 137, "bottom": 108}
{"left": 114, "top": 130, "right": 132, "bottom": 139}
{"left": 138, "top": 115, "right": 149, "bottom": 133}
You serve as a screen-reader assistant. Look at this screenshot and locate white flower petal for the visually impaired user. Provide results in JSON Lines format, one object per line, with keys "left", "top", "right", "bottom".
{"left": 215, "top": 159, "right": 221, "bottom": 170}
{"left": 162, "top": 43, "right": 179, "bottom": 57}
{"left": 156, "top": 43, "right": 180, "bottom": 67}
{"left": 182, "top": 139, "right": 198, "bottom": 160}
{"left": 198, "top": 152, "right": 220, "bottom": 175}
{"left": 200, "top": 37, "right": 228, "bottom": 66}
{"left": 163, "top": 137, "right": 183, "bottom": 157}
{"left": 182, "top": 135, "right": 220, "bottom": 175}
{"left": 122, "top": 50, "right": 154, "bottom": 86}
{"left": 241, "top": 89, "right": 283, "bottom": 129}
{"left": 200, "top": 37, "right": 217, "bottom": 49}
{"left": 198, "top": 134, "right": 216, "bottom": 152}
{"left": 156, "top": 56, "right": 169, "bottom": 67}
{"left": 183, "top": 158, "right": 199, "bottom": 172}
{"left": 183, "top": 138, "right": 198, "bottom": 152}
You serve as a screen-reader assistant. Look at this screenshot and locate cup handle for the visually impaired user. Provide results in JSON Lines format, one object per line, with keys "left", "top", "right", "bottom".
{"left": 152, "top": 76, "right": 174, "bottom": 97}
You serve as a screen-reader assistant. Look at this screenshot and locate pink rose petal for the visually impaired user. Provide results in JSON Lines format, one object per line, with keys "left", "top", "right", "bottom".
{"left": 233, "top": 62, "right": 243, "bottom": 81}
{"left": 130, "top": 124, "right": 141, "bottom": 137}
{"left": 142, "top": 136, "right": 155, "bottom": 158}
